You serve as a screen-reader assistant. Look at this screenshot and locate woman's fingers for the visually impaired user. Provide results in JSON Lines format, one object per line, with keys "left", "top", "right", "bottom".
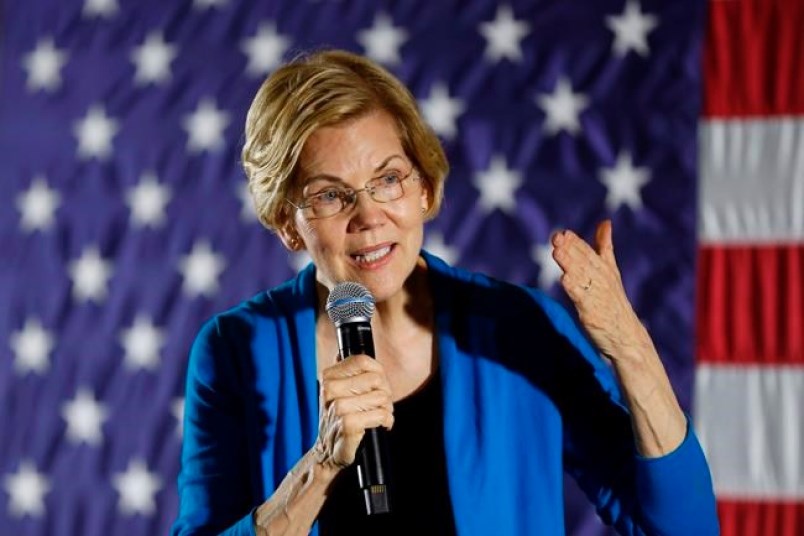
{"left": 552, "top": 230, "right": 597, "bottom": 271}
{"left": 551, "top": 221, "right": 621, "bottom": 288}
{"left": 327, "top": 390, "right": 394, "bottom": 421}
{"left": 552, "top": 231, "right": 600, "bottom": 296}
{"left": 321, "top": 356, "right": 392, "bottom": 403}
{"left": 323, "top": 353, "right": 385, "bottom": 380}
{"left": 594, "top": 220, "right": 619, "bottom": 273}
{"left": 339, "top": 407, "right": 395, "bottom": 434}
{"left": 316, "top": 355, "right": 395, "bottom": 468}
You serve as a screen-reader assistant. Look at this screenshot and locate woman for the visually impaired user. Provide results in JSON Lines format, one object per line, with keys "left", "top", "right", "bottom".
{"left": 171, "top": 50, "right": 719, "bottom": 535}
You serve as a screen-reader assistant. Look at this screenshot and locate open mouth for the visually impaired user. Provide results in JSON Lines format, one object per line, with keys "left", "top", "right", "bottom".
{"left": 351, "top": 244, "right": 394, "bottom": 265}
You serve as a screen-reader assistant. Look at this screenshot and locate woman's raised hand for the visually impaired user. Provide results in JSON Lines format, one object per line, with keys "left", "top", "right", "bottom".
{"left": 551, "top": 220, "right": 688, "bottom": 456}
{"left": 551, "top": 220, "right": 652, "bottom": 361}
{"left": 314, "top": 354, "right": 395, "bottom": 470}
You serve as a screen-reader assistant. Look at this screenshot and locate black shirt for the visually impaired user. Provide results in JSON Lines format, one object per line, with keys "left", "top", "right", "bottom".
{"left": 318, "top": 375, "right": 457, "bottom": 535}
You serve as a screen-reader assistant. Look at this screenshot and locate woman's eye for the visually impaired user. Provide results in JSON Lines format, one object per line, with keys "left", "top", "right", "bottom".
{"left": 314, "top": 189, "right": 342, "bottom": 204}
{"left": 381, "top": 173, "right": 401, "bottom": 185}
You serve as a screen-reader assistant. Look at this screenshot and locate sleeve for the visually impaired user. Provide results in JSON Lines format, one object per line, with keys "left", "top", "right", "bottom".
{"left": 531, "top": 291, "right": 720, "bottom": 536}
{"left": 170, "top": 316, "right": 258, "bottom": 536}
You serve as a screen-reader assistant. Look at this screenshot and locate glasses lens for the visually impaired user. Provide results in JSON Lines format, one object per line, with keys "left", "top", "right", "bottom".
{"left": 368, "top": 172, "right": 407, "bottom": 203}
{"left": 307, "top": 189, "right": 345, "bottom": 218}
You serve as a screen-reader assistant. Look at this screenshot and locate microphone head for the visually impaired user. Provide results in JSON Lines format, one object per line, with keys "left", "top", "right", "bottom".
{"left": 326, "top": 282, "right": 376, "bottom": 326}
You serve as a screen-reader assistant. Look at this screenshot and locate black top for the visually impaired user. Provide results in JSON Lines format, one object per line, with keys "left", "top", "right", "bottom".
{"left": 318, "top": 374, "right": 457, "bottom": 535}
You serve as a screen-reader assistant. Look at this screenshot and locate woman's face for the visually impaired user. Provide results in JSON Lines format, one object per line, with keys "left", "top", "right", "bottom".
{"left": 286, "top": 110, "right": 429, "bottom": 304}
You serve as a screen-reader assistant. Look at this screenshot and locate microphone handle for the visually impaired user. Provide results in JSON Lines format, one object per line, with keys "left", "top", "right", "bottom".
{"left": 335, "top": 320, "right": 392, "bottom": 515}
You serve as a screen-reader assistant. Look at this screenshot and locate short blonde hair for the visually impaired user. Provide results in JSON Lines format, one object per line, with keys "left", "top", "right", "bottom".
{"left": 241, "top": 49, "right": 449, "bottom": 231}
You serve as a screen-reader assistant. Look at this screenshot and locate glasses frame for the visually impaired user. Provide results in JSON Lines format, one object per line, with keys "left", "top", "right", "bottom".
{"left": 286, "top": 166, "right": 421, "bottom": 220}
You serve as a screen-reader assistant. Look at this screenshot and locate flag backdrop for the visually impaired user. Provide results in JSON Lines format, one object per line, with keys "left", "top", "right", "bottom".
{"left": 0, "top": 1, "right": 800, "bottom": 535}
{"left": 694, "top": 0, "right": 804, "bottom": 534}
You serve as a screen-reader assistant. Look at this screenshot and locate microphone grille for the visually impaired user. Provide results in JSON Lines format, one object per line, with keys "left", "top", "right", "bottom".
{"left": 326, "top": 282, "right": 376, "bottom": 325}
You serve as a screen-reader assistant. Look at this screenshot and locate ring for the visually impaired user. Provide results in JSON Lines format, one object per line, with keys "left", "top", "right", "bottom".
{"left": 581, "top": 279, "right": 592, "bottom": 291}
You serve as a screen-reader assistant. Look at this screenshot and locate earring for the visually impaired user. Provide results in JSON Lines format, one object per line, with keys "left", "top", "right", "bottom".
{"left": 285, "top": 231, "right": 300, "bottom": 250}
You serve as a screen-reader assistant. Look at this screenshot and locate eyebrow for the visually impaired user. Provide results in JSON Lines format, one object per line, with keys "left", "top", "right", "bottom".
{"left": 301, "top": 154, "right": 407, "bottom": 186}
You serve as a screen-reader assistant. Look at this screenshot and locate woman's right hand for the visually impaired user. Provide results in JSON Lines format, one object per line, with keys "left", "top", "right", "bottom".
{"left": 253, "top": 354, "right": 393, "bottom": 535}
{"left": 313, "top": 354, "right": 395, "bottom": 471}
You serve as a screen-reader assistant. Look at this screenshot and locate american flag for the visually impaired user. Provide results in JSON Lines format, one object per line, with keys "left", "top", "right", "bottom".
{"left": 1, "top": 1, "right": 800, "bottom": 535}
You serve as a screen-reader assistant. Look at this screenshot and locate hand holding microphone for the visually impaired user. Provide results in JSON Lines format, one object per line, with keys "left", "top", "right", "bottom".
{"left": 316, "top": 354, "right": 394, "bottom": 468}
{"left": 314, "top": 281, "right": 393, "bottom": 515}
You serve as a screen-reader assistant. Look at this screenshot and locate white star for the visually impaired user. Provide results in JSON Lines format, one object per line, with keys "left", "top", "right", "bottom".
{"left": 288, "top": 251, "right": 312, "bottom": 273}
{"left": 171, "top": 398, "right": 184, "bottom": 438}
{"left": 420, "top": 82, "right": 465, "bottom": 140}
{"left": 473, "top": 155, "right": 522, "bottom": 214}
{"left": 10, "top": 318, "right": 54, "bottom": 375}
{"left": 178, "top": 241, "right": 226, "bottom": 298}
{"left": 606, "top": 0, "right": 658, "bottom": 57}
{"left": 536, "top": 77, "right": 589, "bottom": 136}
{"left": 61, "top": 388, "right": 108, "bottom": 445}
{"left": 237, "top": 181, "right": 258, "bottom": 223}
{"left": 241, "top": 22, "right": 290, "bottom": 77}
{"left": 126, "top": 172, "right": 171, "bottom": 228}
{"left": 531, "top": 242, "right": 563, "bottom": 289}
{"left": 479, "top": 5, "right": 531, "bottom": 63}
{"left": 74, "top": 105, "right": 119, "bottom": 160}
{"left": 3, "top": 461, "right": 50, "bottom": 518}
{"left": 356, "top": 13, "right": 408, "bottom": 65}
{"left": 112, "top": 459, "right": 162, "bottom": 516}
{"left": 21, "top": 38, "right": 68, "bottom": 92}
{"left": 68, "top": 246, "right": 113, "bottom": 303}
{"left": 16, "top": 176, "right": 61, "bottom": 232}
{"left": 193, "top": 0, "right": 228, "bottom": 9}
{"left": 130, "top": 32, "right": 177, "bottom": 85}
{"left": 182, "top": 99, "right": 230, "bottom": 153}
{"left": 119, "top": 315, "right": 165, "bottom": 371}
{"left": 599, "top": 151, "right": 650, "bottom": 212}
{"left": 83, "top": 0, "right": 118, "bottom": 17}
{"left": 424, "top": 232, "right": 459, "bottom": 266}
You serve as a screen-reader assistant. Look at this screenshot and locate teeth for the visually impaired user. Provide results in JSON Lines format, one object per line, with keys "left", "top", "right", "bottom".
{"left": 354, "top": 245, "right": 391, "bottom": 263}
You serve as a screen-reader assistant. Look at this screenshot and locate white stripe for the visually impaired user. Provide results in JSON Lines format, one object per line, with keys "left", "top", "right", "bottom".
{"left": 699, "top": 117, "right": 804, "bottom": 243}
{"left": 693, "top": 364, "right": 804, "bottom": 499}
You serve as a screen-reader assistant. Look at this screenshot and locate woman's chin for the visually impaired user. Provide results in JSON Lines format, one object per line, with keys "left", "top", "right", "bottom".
{"left": 358, "top": 279, "right": 400, "bottom": 304}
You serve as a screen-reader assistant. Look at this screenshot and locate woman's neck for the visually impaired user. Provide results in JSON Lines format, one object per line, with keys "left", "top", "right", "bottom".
{"left": 314, "top": 260, "right": 436, "bottom": 398}
{"left": 316, "top": 259, "right": 432, "bottom": 331}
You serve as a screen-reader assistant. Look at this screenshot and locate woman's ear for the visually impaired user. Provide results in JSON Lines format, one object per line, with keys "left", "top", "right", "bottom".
{"left": 278, "top": 224, "right": 304, "bottom": 251}
{"left": 420, "top": 180, "right": 431, "bottom": 214}
{"left": 419, "top": 177, "right": 431, "bottom": 214}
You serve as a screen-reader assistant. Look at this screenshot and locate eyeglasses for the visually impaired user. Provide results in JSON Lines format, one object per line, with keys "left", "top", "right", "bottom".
{"left": 287, "top": 166, "right": 420, "bottom": 219}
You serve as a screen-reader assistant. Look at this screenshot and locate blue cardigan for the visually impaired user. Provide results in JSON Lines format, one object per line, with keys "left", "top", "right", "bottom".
{"left": 172, "top": 251, "right": 719, "bottom": 535}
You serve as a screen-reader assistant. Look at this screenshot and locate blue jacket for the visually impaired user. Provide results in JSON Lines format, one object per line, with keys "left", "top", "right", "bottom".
{"left": 172, "top": 251, "right": 719, "bottom": 535}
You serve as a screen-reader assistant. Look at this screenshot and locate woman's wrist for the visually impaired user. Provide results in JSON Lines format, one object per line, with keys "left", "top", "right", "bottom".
{"left": 252, "top": 446, "right": 343, "bottom": 535}
{"left": 310, "top": 456, "right": 342, "bottom": 486}
{"left": 309, "top": 439, "right": 347, "bottom": 482}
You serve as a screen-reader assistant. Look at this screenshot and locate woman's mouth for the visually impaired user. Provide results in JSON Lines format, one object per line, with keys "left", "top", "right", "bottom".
{"left": 351, "top": 244, "right": 393, "bottom": 266}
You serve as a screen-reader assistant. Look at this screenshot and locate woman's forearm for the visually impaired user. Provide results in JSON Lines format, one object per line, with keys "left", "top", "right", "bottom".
{"left": 253, "top": 447, "right": 340, "bottom": 536}
{"left": 609, "top": 324, "right": 687, "bottom": 458}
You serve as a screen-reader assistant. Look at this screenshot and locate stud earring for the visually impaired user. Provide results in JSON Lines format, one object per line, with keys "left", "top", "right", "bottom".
{"left": 286, "top": 232, "right": 301, "bottom": 250}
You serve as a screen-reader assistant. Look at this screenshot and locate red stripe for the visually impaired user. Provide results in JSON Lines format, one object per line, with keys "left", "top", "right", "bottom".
{"left": 703, "top": 0, "right": 804, "bottom": 117}
{"left": 696, "top": 245, "right": 804, "bottom": 364}
{"left": 718, "top": 499, "right": 804, "bottom": 536}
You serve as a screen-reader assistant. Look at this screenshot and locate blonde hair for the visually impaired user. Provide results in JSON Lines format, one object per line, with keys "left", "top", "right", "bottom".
{"left": 241, "top": 49, "right": 449, "bottom": 231}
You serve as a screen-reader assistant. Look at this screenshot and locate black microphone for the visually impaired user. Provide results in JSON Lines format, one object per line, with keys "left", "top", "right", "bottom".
{"left": 326, "top": 282, "right": 392, "bottom": 516}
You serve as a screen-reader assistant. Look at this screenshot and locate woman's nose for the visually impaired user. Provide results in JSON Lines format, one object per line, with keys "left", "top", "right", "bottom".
{"left": 347, "top": 190, "right": 385, "bottom": 231}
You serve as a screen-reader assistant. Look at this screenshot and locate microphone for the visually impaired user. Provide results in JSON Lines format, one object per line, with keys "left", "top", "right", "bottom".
{"left": 326, "top": 282, "right": 392, "bottom": 515}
